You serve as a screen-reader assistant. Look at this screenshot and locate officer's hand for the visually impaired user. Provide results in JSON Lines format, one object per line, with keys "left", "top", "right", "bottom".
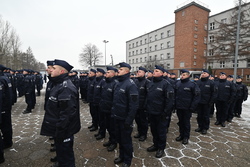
{"left": 55, "top": 137, "right": 64, "bottom": 143}
{"left": 124, "top": 123, "right": 131, "bottom": 129}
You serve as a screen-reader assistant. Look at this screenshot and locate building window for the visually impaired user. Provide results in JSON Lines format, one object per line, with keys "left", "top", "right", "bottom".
{"left": 194, "top": 61, "right": 196, "bottom": 65}
{"left": 221, "top": 18, "right": 227, "bottom": 24}
{"left": 166, "top": 63, "right": 170, "bottom": 69}
{"left": 149, "top": 56, "right": 152, "bottom": 61}
{"left": 247, "top": 59, "right": 250, "bottom": 67}
{"left": 149, "top": 37, "right": 152, "bottom": 42}
{"left": 129, "top": 60, "right": 131, "bottom": 64}
{"left": 132, "top": 67, "right": 134, "bottom": 71}
{"left": 194, "top": 41, "right": 197, "bottom": 45}
{"left": 167, "top": 53, "right": 170, "bottom": 59}
{"left": 194, "top": 55, "right": 197, "bottom": 59}
{"left": 136, "top": 42, "right": 138, "bottom": 46}
{"left": 129, "top": 52, "right": 131, "bottom": 56}
{"left": 161, "top": 43, "right": 164, "bottom": 49}
{"left": 144, "top": 57, "right": 147, "bottom": 62}
{"left": 194, "top": 48, "right": 197, "bottom": 52}
{"left": 129, "top": 44, "right": 131, "bottom": 49}
{"left": 180, "top": 62, "right": 185, "bottom": 67}
{"left": 195, "top": 20, "right": 198, "bottom": 24}
{"left": 232, "top": 60, "right": 239, "bottom": 67}
{"left": 161, "top": 32, "right": 164, "bottom": 39}
{"left": 161, "top": 54, "right": 164, "bottom": 60}
{"left": 149, "top": 46, "right": 152, "bottom": 52}
{"left": 154, "top": 55, "right": 157, "bottom": 60}
{"left": 204, "top": 50, "right": 207, "bottom": 56}
{"left": 209, "top": 36, "right": 214, "bottom": 42}
{"left": 220, "top": 61, "right": 225, "bottom": 68}
{"left": 155, "top": 35, "right": 157, "bottom": 41}
{"left": 182, "top": 10, "right": 185, "bottom": 16}
{"left": 132, "top": 43, "right": 134, "bottom": 48}
{"left": 209, "top": 49, "right": 214, "bottom": 56}
{"left": 140, "top": 40, "right": 142, "bottom": 45}
{"left": 246, "top": 75, "right": 250, "bottom": 81}
{"left": 136, "top": 50, "right": 138, "bottom": 55}
{"left": 194, "top": 26, "right": 198, "bottom": 31}
{"left": 145, "top": 39, "right": 147, "bottom": 44}
{"left": 155, "top": 45, "right": 157, "bottom": 51}
{"left": 208, "top": 62, "right": 213, "bottom": 68}
{"left": 167, "top": 41, "right": 171, "bottom": 48}
{"left": 140, "top": 49, "right": 142, "bottom": 54}
{"left": 204, "top": 37, "right": 207, "bottom": 44}
{"left": 140, "top": 57, "right": 142, "bottom": 62}
{"left": 132, "top": 59, "right": 134, "bottom": 63}
{"left": 136, "top": 58, "right": 138, "bottom": 63}
{"left": 210, "top": 22, "right": 215, "bottom": 30}
{"left": 204, "top": 24, "right": 208, "bottom": 31}
{"left": 194, "top": 34, "right": 198, "bottom": 38}
{"left": 132, "top": 51, "right": 134, "bottom": 55}
{"left": 145, "top": 48, "right": 147, "bottom": 53}
{"left": 167, "top": 30, "right": 171, "bottom": 37}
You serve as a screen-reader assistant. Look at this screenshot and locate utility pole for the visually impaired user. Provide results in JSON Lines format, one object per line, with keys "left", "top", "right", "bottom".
{"left": 110, "top": 54, "right": 113, "bottom": 66}
{"left": 103, "top": 40, "right": 109, "bottom": 66}
{"left": 233, "top": 0, "right": 242, "bottom": 82}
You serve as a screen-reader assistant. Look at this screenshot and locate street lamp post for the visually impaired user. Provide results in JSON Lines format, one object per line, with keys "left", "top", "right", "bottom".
{"left": 103, "top": 40, "right": 109, "bottom": 66}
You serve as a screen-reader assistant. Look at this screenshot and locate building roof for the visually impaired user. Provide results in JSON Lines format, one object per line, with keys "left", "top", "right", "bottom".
{"left": 174, "top": 1, "right": 211, "bottom": 13}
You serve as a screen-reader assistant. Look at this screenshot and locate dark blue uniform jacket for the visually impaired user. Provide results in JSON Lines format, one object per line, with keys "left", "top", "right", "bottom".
{"left": 196, "top": 77, "right": 217, "bottom": 104}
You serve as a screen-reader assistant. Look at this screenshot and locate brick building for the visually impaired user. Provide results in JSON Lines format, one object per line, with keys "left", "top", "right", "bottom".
{"left": 126, "top": 1, "right": 250, "bottom": 83}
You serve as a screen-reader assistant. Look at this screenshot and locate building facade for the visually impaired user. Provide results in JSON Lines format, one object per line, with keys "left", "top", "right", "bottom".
{"left": 126, "top": 1, "right": 250, "bottom": 82}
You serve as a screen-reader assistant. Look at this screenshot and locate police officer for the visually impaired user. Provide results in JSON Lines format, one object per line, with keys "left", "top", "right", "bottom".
{"left": 70, "top": 70, "right": 79, "bottom": 90}
{"left": 209, "top": 75, "right": 215, "bottom": 118}
{"left": 113, "top": 62, "right": 138, "bottom": 167}
{"left": 87, "top": 69, "right": 97, "bottom": 131}
{"left": 40, "top": 59, "right": 81, "bottom": 167}
{"left": 9, "top": 69, "right": 17, "bottom": 104}
{"left": 34, "top": 71, "right": 43, "bottom": 96}
{"left": 0, "top": 79, "right": 4, "bottom": 164}
{"left": 99, "top": 66, "right": 118, "bottom": 151}
{"left": 79, "top": 72, "right": 89, "bottom": 102}
{"left": 93, "top": 68, "right": 106, "bottom": 140}
{"left": 170, "top": 73, "right": 176, "bottom": 80}
{"left": 214, "top": 72, "right": 235, "bottom": 127}
{"left": 146, "top": 70, "right": 153, "bottom": 81}
{"left": 195, "top": 69, "right": 217, "bottom": 135}
{"left": 175, "top": 69, "right": 200, "bottom": 144}
{"left": 146, "top": 65, "right": 174, "bottom": 158}
{"left": 22, "top": 69, "right": 35, "bottom": 114}
{"left": 226, "top": 75, "right": 237, "bottom": 122}
{"left": 234, "top": 76, "right": 248, "bottom": 118}
{"left": 134, "top": 67, "right": 150, "bottom": 142}
{"left": 15, "top": 70, "right": 24, "bottom": 97}
{"left": 0, "top": 65, "right": 13, "bottom": 149}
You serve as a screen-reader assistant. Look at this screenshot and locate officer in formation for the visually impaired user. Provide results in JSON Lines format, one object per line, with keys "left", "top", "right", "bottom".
{"left": 195, "top": 69, "right": 217, "bottom": 135}
{"left": 146, "top": 65, "right": 174, "bottom": 158}
{"left": 79, "top": 72, "right": 88, "bottom": 102}
{"left": 134, "top": 67, "right": 150, "bottom": 142}
{"left": 70, "top": 70, "right": 79, "bottom": 90}
{"left": 234, "top": 76, "right": 248, "bottom": 117}
{"left": 175, "top": 69, "right": 200, "bottom": 145}
{"left": 34, "top": 71, "right": 43, "bottom": 96}
{"left": 99, "top": 66, "right": 118, "bottom": 152}
{"left": 214, "top": 72, "right": 236, "bottom": 127}
{"left": 15, "top": 70, "right": 24, "bottom": 97}
{"left": 40, "top": 59, "right": 81, "bottom": 167}
{"left": 146, "top": 70, "right": 153, "bottom": 81}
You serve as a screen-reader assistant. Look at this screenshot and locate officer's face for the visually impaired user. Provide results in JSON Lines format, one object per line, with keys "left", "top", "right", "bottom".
{"left": 51, "top": 65, "right": 64, "bottom": 77}
{"left": 171, "top": 75, "right": 176, "bottom": 78}
{"left": 106, "top": 70, "right": 115, "bottom": 78}
{"left": 23, "top": 71, "right": 28, "bottom": 75}
{"left": 96, "top": 71, "right": 103, "bottom": 77}
{"left": 118, "top": 67, "right": 129, "bottom": 76}
{"left": 153, "top": 69, "right": 163, "bottom": 77}
{"left": 219, "top": 74, "right": 227, "bottom": 79}
{"left": 236, "top": 78, "right": 242, "bottom": 82}
{"left": 88, "top": 71, "right": 96, "bottom": 77}
{"left": 46, "top": 66, "right": 53, "bottom": 75}
{"left": 201, "top": 72, "right": 209, "bottom": 78}
{"left": 137, "top": 70, "right": 145, "bottom": 77}
{"left": 180, "top": 73, "right": 190, "bottom": 80}
{"left": 147, "top": 72, "right": 153, "bottom": 78}
{"left": 227, "top": 77, "right": 233, "bottom": 81}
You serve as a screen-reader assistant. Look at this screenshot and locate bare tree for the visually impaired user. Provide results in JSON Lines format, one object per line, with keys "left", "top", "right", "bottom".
{"left": 206, "top": 2, "right": 250, "bottom": 64}
{"left": 79, "top": 43, "right": 103, "bottom": 67}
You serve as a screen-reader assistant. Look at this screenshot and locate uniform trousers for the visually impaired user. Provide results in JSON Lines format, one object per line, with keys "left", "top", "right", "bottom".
{"left": 99, "top": 112, "right": 116, "bottom": 143}
{"left": 135, "top": 109, "right": 148, "bottom": 137}
{"left": 227, "top": 100, "right": 236, "bottom": 120}
{"left": 0, "top": 111, "right": 12, "bottom": 147}
{"left": 196, "top": 103, "right": 210, "bottom": 130}
{"left": 89, "top": 103, "right": 99, "bottom": 128}
{"left": 149, "top": 114, "right": 168, "bottom": 150}
{"left": 215, "top": 101, "right": 229, "bottom": 123}
{"left": 234, "top": 98, "right": 244, "bottom": 116}
{"left": 25, "top": 93, "right": 33, "bottom": 111}
{"left": 55, "top": 136, "right": 75, "bottom": 167}
{"left": 115, "top": 119, "right": 133, "bottom": 166}
{"left": 176, "top": 109, "right": 192, "bottom": 139}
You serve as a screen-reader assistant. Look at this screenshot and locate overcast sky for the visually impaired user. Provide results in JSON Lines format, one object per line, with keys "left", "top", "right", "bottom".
{"left": 0, "top": 0, "right": 244, "bottom": 70}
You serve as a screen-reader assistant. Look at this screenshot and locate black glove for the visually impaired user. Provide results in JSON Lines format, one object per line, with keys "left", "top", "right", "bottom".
{"left": 124, "top": 123, "right": 131, "bottom": 129}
